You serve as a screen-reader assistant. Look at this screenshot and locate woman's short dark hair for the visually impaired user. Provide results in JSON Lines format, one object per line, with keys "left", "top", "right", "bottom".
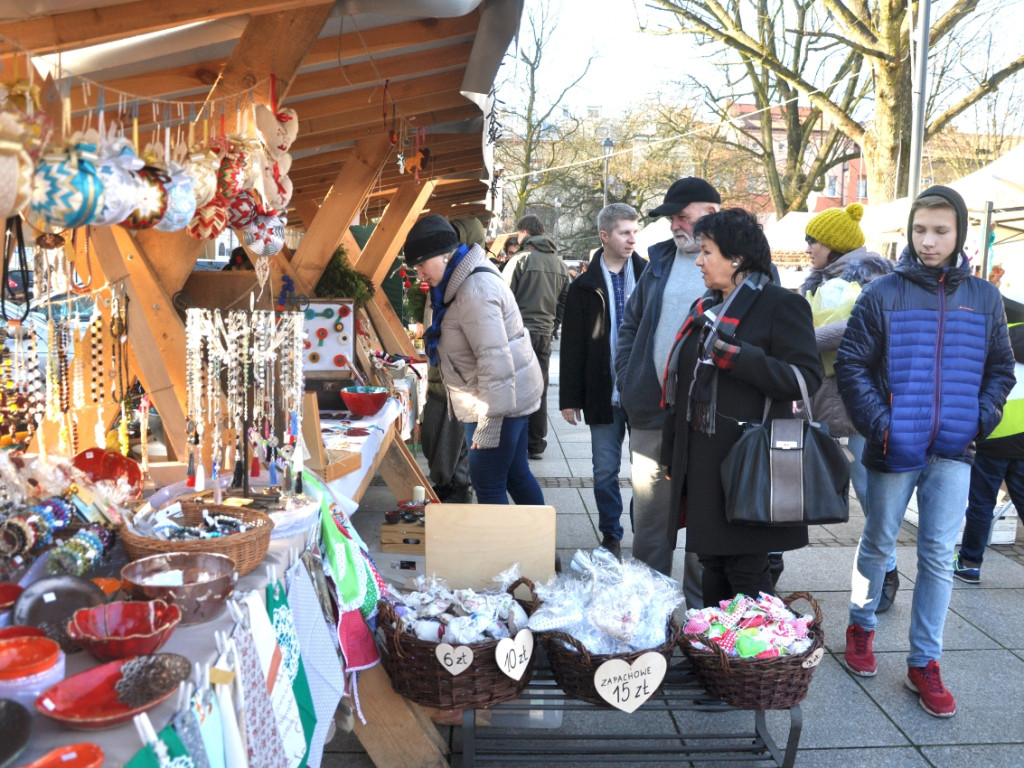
{"left": 693, "top": 208, "right": 773, "bottom": 279}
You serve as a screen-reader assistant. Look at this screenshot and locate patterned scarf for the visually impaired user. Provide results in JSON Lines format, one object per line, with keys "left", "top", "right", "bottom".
{"left": 662, "top": 270, "right": 769, "bottom": 435}
{"left": 423, "top": 244, "right": 470, "bottom": 365}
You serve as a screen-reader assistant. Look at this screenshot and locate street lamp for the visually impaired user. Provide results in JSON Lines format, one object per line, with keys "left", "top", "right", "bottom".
{"left": 601, "top": 137, "right": 614, "bottom": 208}
{"left": 554, "top": 196, "right": 562, "bottom": 242}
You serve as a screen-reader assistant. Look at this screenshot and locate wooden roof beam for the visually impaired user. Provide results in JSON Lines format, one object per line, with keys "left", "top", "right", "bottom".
{"left": 4, "top": 0, "right": 330, "bottom": 54}
{"left": 289, "top": 133, "right": 394, "bottom": 289}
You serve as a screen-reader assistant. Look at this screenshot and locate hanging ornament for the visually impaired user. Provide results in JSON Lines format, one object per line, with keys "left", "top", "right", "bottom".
{"left": 154, "top": 161, "right": 196, "bottom": 232}
{"left": 253, "top": 254, "right": 271, "bottom": 291}
{"left": 183, "top": 149, "right": 220, "bottom": 207}
{"left": 216, "top": 147, "right": 246, "bottom": 199}
{"left": 227, "top": 190, "right": 258, "bottom": 229}
{"left": 187, "top": 194, "right": 230, "bottom": 240}
{"left": 92, "top": 135, "right": 143, "bottom": 227}
{"left": 254, "top": 103, "right": 298, "bottom": 160}
{"left": 242, "top": 213, "right": 286, "bottom": 257}
{"left": 121, "top": 165, "right": 169, "bottom": 229}
{"left": 260, "top": 152, "right": 293, "bottom": 211}
{"left": 28, "top": 142, "right": 105, "bottom": 229}
{"left": 0, "top": 112, "right": 34, "bottom": 219}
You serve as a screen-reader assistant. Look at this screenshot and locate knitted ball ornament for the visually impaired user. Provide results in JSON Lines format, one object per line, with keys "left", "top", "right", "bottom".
{"left": 805, "top": 203, "right": 866, "bottom": 255}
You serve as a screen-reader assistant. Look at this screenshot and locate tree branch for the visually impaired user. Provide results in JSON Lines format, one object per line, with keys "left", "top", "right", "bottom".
{"left": 816, "top": 0, "right": 881, "bottom": 52}
{"left": 929, "top": 0, "right": 981, "bottom": 46}
{"left": 927, "top": 52, "right": 1024, "bottom": 137}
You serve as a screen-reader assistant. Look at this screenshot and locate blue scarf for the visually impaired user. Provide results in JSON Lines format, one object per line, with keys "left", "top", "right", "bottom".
{"left": 424, "top": 244, "right": 470, "bottom": 365}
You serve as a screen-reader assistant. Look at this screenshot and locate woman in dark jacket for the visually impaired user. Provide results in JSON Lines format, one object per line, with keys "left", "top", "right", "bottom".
{"left": 661, "top": 209, "right": 823, "bottom": 606}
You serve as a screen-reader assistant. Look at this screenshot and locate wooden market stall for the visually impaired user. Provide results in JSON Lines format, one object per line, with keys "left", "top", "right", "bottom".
{"left": 2, "top": 1, "right": 523, "bottom": 766}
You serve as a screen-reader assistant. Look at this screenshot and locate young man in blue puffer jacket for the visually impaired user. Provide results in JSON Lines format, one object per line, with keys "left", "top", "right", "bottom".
{"left": 835, "top": 185, "right": 1015, "bottom": 718}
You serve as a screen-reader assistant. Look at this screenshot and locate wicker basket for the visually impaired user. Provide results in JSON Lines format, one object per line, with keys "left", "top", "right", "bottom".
{"left": 539, "top": 618, "right": 682, "bottom": 707}
{"left": 120, "top": 503, "right": 274, "bottom": 576}
{"left": 680, "top": 591, "right": 824, "bottom": 710}
{"left": 376, "top": 577, "right": 539, "bottom": 710}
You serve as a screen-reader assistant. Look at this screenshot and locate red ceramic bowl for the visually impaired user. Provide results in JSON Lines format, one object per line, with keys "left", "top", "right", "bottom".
{"left": 72, "top": 448, "right": 143, "bottom": 500}
{"left": 66, "top": 600, "right": 181, "bottom": 662}
{"left": 340, "top": 386, "right": 389, "bottom": 418}
{"left": 0, "top": 636, "right": 61, "bottom": 679}
{"left": 35, "top": 653, "right": 190, "bottom": 730}
{"left": 0, "top": 625, "right": 47, "bottom": 641}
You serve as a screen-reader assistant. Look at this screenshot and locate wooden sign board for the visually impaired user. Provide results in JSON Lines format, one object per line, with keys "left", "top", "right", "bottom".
{"left": 301, "top": 392, "right": 362, "bottom": 481}
{"left": 424, "top": 503, "right": 557, "bottom": 589}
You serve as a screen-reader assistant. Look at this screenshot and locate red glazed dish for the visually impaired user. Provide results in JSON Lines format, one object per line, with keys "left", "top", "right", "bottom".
{"left": 35, "top": 654, "right": 190, "bottom": 730}
{"left": 20, "top": 743, "right": 105, "bottom": 768}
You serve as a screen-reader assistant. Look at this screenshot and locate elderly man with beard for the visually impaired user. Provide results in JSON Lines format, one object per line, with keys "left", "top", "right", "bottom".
{"left": 614, "top": 177, "right": 721, "bottom": 607}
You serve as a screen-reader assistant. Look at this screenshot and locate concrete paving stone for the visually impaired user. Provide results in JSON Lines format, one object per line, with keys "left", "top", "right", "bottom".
{"left": 553, "top": 431, "right": 595, "bottom": 443}
{"left": 542, "top": 486, "right": 590, "bottom": 514}
{"left": 814, "top": 588, "right": 1001, "bottom": 655}
{"left": 555, "top": 510, "right": 602, "bottom": 549}
{"left": 922, "top": 745, "right": 1024, "bottom": 768}
{"left": 948, "top": 587, "right": 1024, "bottom": 650}
{"left": 529, "top": 459, "right": 574, "bottom": 478}
{"left": 733, "top": 747, "right": 932, "bottom": 768}
{"left": 558, "top": 440, "right": 597, "bottom": 459}
{"left": 855, "top": 650, "right": 1024, "bottom": 746}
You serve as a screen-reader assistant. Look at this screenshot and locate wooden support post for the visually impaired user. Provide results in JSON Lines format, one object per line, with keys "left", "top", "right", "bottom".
{"left": 290, "top": 134, "right": 394, "bottom": 290}
{"left": 366, "top": 292, "right": 417, "bottom": 359}
{"left": 352, "top": 179, "right": 438, "bottom": 284}
{"left": 378, "top": 432, "right": 439, "bottom": 502}
{"left": 89, "top": 227, "right": 189, "bottom": 460}
{"left": 352, "top": 664, "right": 450, "bottom": 768}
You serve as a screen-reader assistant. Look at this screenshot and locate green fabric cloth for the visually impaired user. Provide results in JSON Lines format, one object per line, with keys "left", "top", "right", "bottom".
{"left": 267, "top": 579, "right": 318, "bottom": 768}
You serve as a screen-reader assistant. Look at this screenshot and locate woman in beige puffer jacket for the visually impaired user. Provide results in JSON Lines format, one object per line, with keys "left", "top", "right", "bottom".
{"left": 406, "top": 215, "right": 545, "bottom": 505}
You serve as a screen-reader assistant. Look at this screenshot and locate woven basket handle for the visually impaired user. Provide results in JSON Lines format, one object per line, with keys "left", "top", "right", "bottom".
{"left": 685, "top": 630, "right": 735, "bottom": 672}
{"left": 782, "top": 591, "right": 824, "bottom": 629}
{"left": 506, "top": 576, "right": 539, "bottom": 613}
{"left": 548, "top": 629, "right": 593, "bottom": 664}
{"left": 377, "top": 599, "right": 411, "bottom": 659}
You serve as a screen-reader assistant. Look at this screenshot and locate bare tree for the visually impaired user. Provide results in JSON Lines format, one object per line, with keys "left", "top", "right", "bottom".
{"left": 494, "top": 1, "right": 594, "bottom": 228}
{"left": 647, "top": 0, "right": 1024, "bottom": 203}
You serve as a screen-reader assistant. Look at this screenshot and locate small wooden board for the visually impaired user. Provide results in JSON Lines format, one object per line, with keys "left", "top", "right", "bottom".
{"left": 380, "top": 521, "right": 427, "bottom": 554}
{"left": 424, "top": 503, "right": 556, "bottom": 589}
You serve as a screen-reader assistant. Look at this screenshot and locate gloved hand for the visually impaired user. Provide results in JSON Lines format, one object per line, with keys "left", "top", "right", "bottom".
{"left": 710, "top": 336, "right": 741, "bottom": 370}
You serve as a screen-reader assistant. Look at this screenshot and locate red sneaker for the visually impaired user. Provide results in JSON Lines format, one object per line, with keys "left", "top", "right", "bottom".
{"left": 844, "top": 624, "right": 877, "bottom": 676}
{"left": 906, "top": 660, "right": 956, "bottom": 717}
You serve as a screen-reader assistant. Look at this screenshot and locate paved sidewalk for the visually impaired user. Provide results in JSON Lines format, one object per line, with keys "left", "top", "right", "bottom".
{"left": 324, "top": 341, "right": 1024, "bottom": 767}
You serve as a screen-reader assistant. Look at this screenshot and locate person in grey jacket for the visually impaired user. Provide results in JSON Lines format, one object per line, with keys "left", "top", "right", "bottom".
{"left": 615, "top": 177, "right": 721, "bottom": 607}
{"left": 406, "top": 215, "right": 545, "bottom": 505}
{"left": 800, "top": 203, "right": 897, "bottom": 609}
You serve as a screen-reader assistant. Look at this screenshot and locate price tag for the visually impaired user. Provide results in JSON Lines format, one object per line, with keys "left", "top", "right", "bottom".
{"left": 41, "top": 697, "right": 56, "bottom": 710}
{"left": 801, "top": 647, "right": 824, "bottom": 669}
{"left": 435, "top": 643, "right": 474, "bottom": 676}
{"left": 43, "top": 592, "right": 57, "bottom": 603}
{"left": 62, "top": 753, "right": 78, "bottom": 762}
{"left": 495, "top": 629, "right": 533, "bottom": 681}
{"left": 594, "top": 652, "right": 667, "bottom": 713}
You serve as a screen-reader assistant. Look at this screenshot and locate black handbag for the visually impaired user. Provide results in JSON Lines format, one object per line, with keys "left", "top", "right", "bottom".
{"left": 721, "top": 365, "right": 850, "bottom": 526}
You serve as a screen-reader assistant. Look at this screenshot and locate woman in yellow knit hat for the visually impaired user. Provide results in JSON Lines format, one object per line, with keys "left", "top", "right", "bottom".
{"left": 800, "top": 204, "right": 898, "bottom": 608}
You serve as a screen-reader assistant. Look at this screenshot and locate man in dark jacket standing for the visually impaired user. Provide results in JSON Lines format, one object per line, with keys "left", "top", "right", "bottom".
{"left": 559, "top": 204, "right": 647, "bottom": 557}
{"left": 506, "top": 214, "right": 569, "bottom": 459}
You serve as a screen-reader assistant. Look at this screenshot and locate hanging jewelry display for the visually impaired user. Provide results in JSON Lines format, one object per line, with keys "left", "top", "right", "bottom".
{"left": 184, "top": 308, "right": 305, "bottom": 498}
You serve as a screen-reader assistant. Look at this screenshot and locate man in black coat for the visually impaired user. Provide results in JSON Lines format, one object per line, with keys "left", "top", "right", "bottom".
{"left": 559, "top": 204, "right": 647, "bottom": 557}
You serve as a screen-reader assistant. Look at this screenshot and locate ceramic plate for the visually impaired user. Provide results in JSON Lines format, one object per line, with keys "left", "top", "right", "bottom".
{"left": 19, "top": 743, "right": 104, "bottom": 768}
{"left": 35, "top": 653, "right": 190, "bottom": 730}
{"left": 0, "top": 698, "right": 32, "bottom": 768}
{"left": 11, "top": 576, "right": 106, "bottom": 649}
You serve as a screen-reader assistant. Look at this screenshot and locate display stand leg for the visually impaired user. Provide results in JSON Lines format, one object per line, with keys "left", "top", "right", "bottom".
{"left": 351, "top": 664, "right": 450, "bottom": 768}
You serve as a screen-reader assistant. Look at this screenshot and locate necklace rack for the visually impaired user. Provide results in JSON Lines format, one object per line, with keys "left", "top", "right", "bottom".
{"left": 184, "top": 308, "right": 305, "bottom": 498}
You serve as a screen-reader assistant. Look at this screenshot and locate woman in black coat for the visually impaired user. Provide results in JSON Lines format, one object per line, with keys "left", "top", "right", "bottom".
{"left": 661, "top": 209, "right": 823, "bottom": 607}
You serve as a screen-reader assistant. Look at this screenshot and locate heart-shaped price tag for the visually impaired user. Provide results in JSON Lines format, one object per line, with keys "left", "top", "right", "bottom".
{"left": 594, "top": 652, "right": 667, "bottom": 713}
{"left": 494, "top": 629, "right": 534, "bottom": 681}
{"left": 801, "top": 647, "right": 824, "bottom": 669}
{"left": 435, "top": 643, "right": 474, "bottom": 676}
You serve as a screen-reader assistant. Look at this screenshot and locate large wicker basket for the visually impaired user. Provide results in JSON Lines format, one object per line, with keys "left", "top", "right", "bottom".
{"left": 120, "top": 502, "right": 274, "bottom": 576}
{"left": 539, "top": 618, "right": 682, "bottom": 707}
{"left": 376, "top": 577, "right": 539, "bottom": 710}
{"left": 680, "top": 591, "right": 824, "bottom": 710}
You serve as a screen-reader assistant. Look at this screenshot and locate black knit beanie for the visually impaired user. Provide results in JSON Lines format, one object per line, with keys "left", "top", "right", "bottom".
{"left": 404, "top": 214, "right": 459, "bottom": 267}
{"left": 908, "top": 185, "right": 969, "bottom": 264}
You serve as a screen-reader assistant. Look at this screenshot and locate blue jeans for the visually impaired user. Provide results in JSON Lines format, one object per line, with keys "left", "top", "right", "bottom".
{"left": 465, "top": 417, "right": 545, "bottom": 505}
{"left": 960, "top": 452, "right": 1024, "bottom": 564}
{"left": 849, "top": 457, "right": 970, "bottom": 667}
{"left": 848, "top": 434, "right": 897, "bottom": 572}
{"left": 589, "top": 405, "right": 627, "bottom": 540}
